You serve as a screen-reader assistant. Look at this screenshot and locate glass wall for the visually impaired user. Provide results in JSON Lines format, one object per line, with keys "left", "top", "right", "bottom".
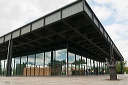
{"left": 11, "top": 58, "right": 15, "bottom": 76}
{"left": 0, "top": 48, "right": 107, "bottom": 76}
{"left": 76, "top": 55, "right": 81, "bottom": 75}
{"left": 15, "top": 57, "right": 20, "bottom": 76}
{"left": 35, "top": 53, "right": 44, "bottom": 76}
{"left": 68, "top": 52, "right": 75, "bottom": 75}
{"left": 54, "top": 49, "right": 67, "bottom": 76}
{"left": 27, "top": 54, "right": 35, "bottom": 76}
{"left": 0, "top": 60, "right": 6, "bottom": 75}
{"left": 45, "top": 52, "right": 51, "bottom": 76}
{"left": 94, "top": 61, "right": 98, "bottom": 75}
{"left": 82, "top": 56, "right": 86, "bottom": 75}
{"left": 21, "top": 56, "right": 27, "bottom": 76}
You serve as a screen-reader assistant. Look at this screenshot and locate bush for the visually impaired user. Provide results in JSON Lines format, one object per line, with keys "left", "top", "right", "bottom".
{"left": 124, "top": 67, "right": 128, "bottom": 74}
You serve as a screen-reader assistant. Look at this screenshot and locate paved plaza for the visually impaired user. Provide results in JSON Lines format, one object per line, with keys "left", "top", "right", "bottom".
{"left": 0, "top": 74, "right": 127, "bottom": 85}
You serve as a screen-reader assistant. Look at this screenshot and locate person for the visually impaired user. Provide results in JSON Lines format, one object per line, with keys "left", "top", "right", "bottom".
{"left": 86, "top": 69, "right": 89, "bottom": 75}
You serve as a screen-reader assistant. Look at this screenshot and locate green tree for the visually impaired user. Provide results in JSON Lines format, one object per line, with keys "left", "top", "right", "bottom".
{"left": 116, "top": 61, "right": 127, "bottom": 74}
{"left": 72, "top": 59, "right": 86, "bottom": 65}
{"left": 48, "top": 59, "right": 66, "bottom": 75}
{"left": 14, "top": 62, "right": 27, "bottom": 75}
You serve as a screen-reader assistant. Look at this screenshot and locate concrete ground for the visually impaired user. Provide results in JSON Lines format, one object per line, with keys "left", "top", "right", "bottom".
{"left": 0, "top": 74, "right": 127, "bottom": 85}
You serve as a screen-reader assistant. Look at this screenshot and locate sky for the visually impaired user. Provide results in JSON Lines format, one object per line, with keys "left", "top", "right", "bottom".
{"left": 0, "top": 0, "right": 128, "bottom": 62}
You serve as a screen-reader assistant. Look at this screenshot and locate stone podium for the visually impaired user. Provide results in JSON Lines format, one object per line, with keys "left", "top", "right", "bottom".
{"left": 106, "top": 58, "right": 117, "bottom": 80}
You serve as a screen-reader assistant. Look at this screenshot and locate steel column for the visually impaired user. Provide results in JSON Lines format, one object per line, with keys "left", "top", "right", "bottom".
{"left": 6, "top": 40, "right": 13, "bottom": 76}
{"left": 51, "top": 51, "right": 53, "bottom": 76}
{"left": 67, "top": 41, "right": 69, "bottom": 76}
{"left": 43, "top": 51, "right": 45, "bottom": 76}
{"left": 75, "top": 51, "right": 76, "bottom": 75}
{"left": 120, "top": 58, "right": 123, "bottom": 74}
{"left": 0, "top": 61, "right": 1, "bottom": 75}
{"left": 110, "top": 45, "right": 114, "bottom": 58}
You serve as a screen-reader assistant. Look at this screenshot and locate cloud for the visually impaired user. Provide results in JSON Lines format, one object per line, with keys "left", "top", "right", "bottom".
{"left": 88, "top": 0, "right": 128, "bottom": 22}
{"left": 86, "top": 0, "right": 128, "bottom": 62}
{"left": 105, "top": 23, "right": 128, "bottom": 41}
{"left": 92, "top": 5, "right": 112, "bottom": 21}
{"left": 105, "top": 22, "right": 128, "bottom": 61}
{"left": 0, "top": 0, "right": 76, "bottom": 36}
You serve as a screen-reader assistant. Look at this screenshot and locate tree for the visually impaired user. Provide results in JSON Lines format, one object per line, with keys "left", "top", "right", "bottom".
{"left": 116, "top": 61, "right": 127, "bottom": 74}
{"left": 13, "top": 62, "right": 27, "bottom": 75}
{"left": 48, "top": 59, "right": 66, "bottom": 75}
{"left": 72, "top": 59, "right": 86, "bottom": 65}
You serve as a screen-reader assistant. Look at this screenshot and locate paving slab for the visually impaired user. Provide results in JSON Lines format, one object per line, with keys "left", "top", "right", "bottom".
{"left": 0, "top": 74, "right": 127, "bottom": 85}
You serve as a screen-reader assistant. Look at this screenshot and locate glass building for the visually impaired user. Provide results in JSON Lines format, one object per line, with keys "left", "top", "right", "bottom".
{"left": 0, "top": 0, "right": 124, "bottom": 77}
{"left": 0, "top": 49, "right": 108, "bottom": 76}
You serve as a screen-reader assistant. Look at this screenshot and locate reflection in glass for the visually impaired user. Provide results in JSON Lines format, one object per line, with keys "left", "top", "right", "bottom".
{"left": 95, "top": 61, "right": 98, "bottom": 75}
{"left": 82, "top": 57, "right": 86, "bottom": 75}
{"left": 4, "top": 60, "right": 7, "bottom": 75}
{"left": 68, "top": 52, "right": 75, "bottom": 75}
{"left": 45, "top": 52, "right": 51, "bottom": 76}
{"left": 28, "top": 54, "right": 35, "bottom": 76}
{"left": 11, "top": 58, "right": 15, "bottom": 76}
{"left": 0, "top": 60, "right": 5, "bottom": 75}
{"left": 54, "top": 49, "right": 67, "bottom": 76}
{"left": 15, "top": 57, "right": 20, "bottom": 76}
{"left": 21, "top": 56, "right": 27, "bottom": 76}
{"left": 35, "top": 53, "right": 44, "bottom": 76}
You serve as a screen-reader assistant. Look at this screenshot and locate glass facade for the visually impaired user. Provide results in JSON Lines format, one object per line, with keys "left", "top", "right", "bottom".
{"left": 0, "top": 60, "right": 6, "bottom": 75}
{"left": 0, "top": 49, "right": 107, "bottom": 76}
{"left": 35, "top": 53, "right": 44, "bottom": 76}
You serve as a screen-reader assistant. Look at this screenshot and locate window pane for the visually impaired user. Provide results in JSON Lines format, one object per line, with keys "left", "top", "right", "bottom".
{"left": 68, "top": 52, "right": 75, "bottom": 75}
{"left": 15, "top": 57, "right": 20, "bottom": 76}
{"left": 55, "top": 49, "right": 67, "bottom": 76}
{"left": 35, "top": 53, "right": 44, "bottom": 76}
{"left": 21, "top": 56, "right": 27, "bottom": 76}
{"left": 45, "top": 52, "right": 51, "bottom": 76}
{"left": 28, "top": 54, "right": 35, "bottom": 76}
{"left": 0, "top": 60, "right": 5, "bottom": 75}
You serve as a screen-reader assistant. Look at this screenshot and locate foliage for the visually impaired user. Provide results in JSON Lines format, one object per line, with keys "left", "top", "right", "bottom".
{"left": 72, "top": 59, "right": 86, "bottom": 65}
{"left": 48, "top": 59, "right": 66, "bottom": 67}
{"left": 13, "top": 62, "right": 27, "bottom": 75}
{"left": 124, "top": 67, "right": 128, "bottom": 74}
{"left": 48, "top": 59, "right": 66, "bottom": 75}
{"left": 116, "top": 61, "right": 127, "bottom": 74}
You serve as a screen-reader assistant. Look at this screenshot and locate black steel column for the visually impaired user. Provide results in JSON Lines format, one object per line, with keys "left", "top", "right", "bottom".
{"left": 19, "top": 56, "right": 21, "bottom": 76}
{"left": 51, "top": 51, "right": 53, "bottom": 76}
{"left": 90, "top": 59, "right": 91, "bottom": 75}
{"left": 86, "top": 57, "right": 87, "bottom": 75}
{"left": 43, "top": 51, "right": 45, "bottom": 76}
{"left": 0, "top": 60, "right": 1, "bottom": 75}
{"left": 120, "top": 58, "right": 123, "bottom": 74}
{"left": 75, "top": 51, "right": 76, "bottom": 75}
{"left": 99, "top": 62, "right": 100, "bottom": 75}
{"left": 3, "top": 60, "right": 5, "bottom": 75}
{"left": 93, "top": 60, "right": 95, "bottom": 75}
{"left": 96, "top": 61, "right": 98, "bottom": 75}
{"left": 13, "top": 58, "right": 15, "bottom": 76}
{"left": 6, "top": 40, "right": 13, "bottom": 76}
{"left": 80, "top": 55, "right": 82, "bottom": 75}
{"left": 110, "top": 45, "right": 113, "bottom": 58}
{"left": 26, "top": 55, "right": 28, "bottom": 76}
{"left": 34, "top": 53, "right": 36, "bottom": 76}
{"left": 67, "top": 41, "right": 69, "bottom": 76}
